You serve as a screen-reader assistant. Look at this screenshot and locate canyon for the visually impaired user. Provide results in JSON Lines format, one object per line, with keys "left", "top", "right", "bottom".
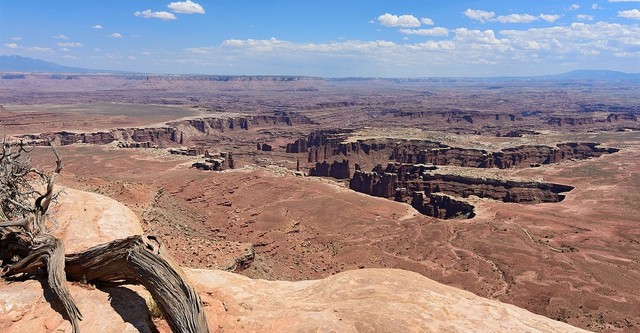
{"left": 1, "top": 73, "right": 639, "bottom": 332}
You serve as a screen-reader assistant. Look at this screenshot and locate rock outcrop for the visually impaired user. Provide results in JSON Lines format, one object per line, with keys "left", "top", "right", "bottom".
{"left": 286, "top": 138, "right": 307, "bottom": 153}
{"left": 257, "top": 143, "right": 272, "bottom": 151}
{"left": 291, "top": 129, "right": 618, "bottom": 171}
{"left": 391, "top": 142, "right": 619, "bottom": 169}
{"left": 350, "top": 163, "right": 574, "bottom": 219}
{"left": 14, "top": 111, "right": 314, "bottom": 148}
{"left": 0, "top": 186, "right": 589, "bottom": 333}
{"left": 309, "top": 159, "right": 350, "bottom": 179}
{"left": 192, "top": 152, "right": 235, "bottom": 171}
{"left": 410, "top": 192, "right": 476, "bottom": 219}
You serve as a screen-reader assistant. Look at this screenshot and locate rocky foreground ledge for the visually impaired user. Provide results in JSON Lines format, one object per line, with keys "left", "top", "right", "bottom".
{"left": 0, "top": 188, "right": 587, "bottom": 332}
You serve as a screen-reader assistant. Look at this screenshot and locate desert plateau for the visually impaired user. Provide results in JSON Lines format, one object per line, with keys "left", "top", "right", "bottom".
{"left": 0, "top": 71, "right": 638, "bottom": 332}
{"left": 2, "top": 1, "right": 640, "bottom": 332}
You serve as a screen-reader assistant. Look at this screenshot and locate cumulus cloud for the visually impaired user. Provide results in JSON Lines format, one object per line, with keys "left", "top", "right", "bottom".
{"left": 5, "top": 43, "right": 18, "bottom": 49}
{"left": 31, "top": 46, "right": 52, "bottom": 52}
{"left": 168, "top": 0, "right": 205, "bottom": 14}
{"left": 421, "top": 17, "right": 434, "bottom": 25}
{"left": 378, "top": 13, "right": 421, "bottom": 27}
{"left": 539, "top": 14, "right": 562, "bottom": 22}
{"left": 134, "top": 10, "right": 177, "bottom": 20}
{"left": 619, "top": 9, "right": 640, "bottom": 19}
{"left": 108, "top": 33, "right": 123, "bottom": 38}
{"left": 501, "top": 21, "right": 640, "bottom": 55}
{"left": 496, "top": 14, "right": 538, "bottom": 23}
{"left": 399, "top": 27, "right": 449, "bottom": 37}
{"left": 577, "top": 14, "right": 595, "bottom": 20}
{"left": 53, "top": 34, "right": 69, "bottom": 39}
{"left": 464, "top": 9, "right": 496, "bottom": 23}
{"left": 57, "top": 42, "right": 83, "bottom": 47}
{"left": 92, "top": 24, "right": 103, "bottom": 29}
{"left": 568, "top": 4, "right": 581, "bottom": 10}
{"left": 465, "top": 9, "right": 561, "bottom": 23}
{"left": 174, "top": 19, "right": 639, "bottom": 77}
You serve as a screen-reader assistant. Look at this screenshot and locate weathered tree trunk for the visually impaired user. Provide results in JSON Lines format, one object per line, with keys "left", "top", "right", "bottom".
{"left": 0, "top": 142, "right": 209, "bottom": 333}
{"left": 1, "top": 232, "right": 210, "bottom": 333}
{"left": 1, "top": 231, "right": 82, "bottom": 332}
{"left": 65, "top": 235, "right": 210, "bottom": 333}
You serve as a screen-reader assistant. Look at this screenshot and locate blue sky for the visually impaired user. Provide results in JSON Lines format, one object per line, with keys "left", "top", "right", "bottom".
{"left": 1, "top": 0, "right": 639, "bottom": 77}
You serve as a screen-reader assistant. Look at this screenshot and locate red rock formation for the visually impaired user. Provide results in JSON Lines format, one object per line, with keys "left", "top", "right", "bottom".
{"left": 309, "top": 159, "right": 350, "bottom": 179}
{"left": 391, "top": 143, "right": 618, "bottom": 169}
{"left": 607, "top": 113, "right": 638, "bottom": 122}
{"left": 547, "top": 117, "right": 596, "bottom": 126}
{"left": 349, "top": 168, "right": 397, "bottom": 198}
{"left": 349, "top": 163, "right": 574, "bottom": 218}
{"left": 286, "top": 138, "right": 307, "bottom": 153}
{"left": 411, "top": 192, "right": 475, "bottom": 219}
{"left": 258, "top": 143, "right": 273, "bottom": 151}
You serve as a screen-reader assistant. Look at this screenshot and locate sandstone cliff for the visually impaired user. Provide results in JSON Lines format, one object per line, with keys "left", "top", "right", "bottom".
{"left": 0, "top": 187, "right": 588, "bottom": 333}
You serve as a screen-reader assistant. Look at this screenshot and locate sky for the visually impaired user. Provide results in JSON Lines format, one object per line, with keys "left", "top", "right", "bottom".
{"left": 1, "top": 0, "right": 639, "bottom": 77}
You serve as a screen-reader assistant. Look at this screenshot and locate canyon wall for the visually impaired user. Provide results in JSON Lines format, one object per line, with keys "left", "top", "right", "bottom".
{"left": 16, "top": 112, "right": 313, "bottom": 147}
{"left": 349, "top": 163, "right": 574, "bottom": 219}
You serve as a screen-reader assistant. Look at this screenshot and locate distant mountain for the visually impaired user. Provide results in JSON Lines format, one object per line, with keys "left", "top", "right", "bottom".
{"left": 540, "top": 70, "right": 640, "bottom": 81}
{"left": 0, "top": 55, "right": 122, "bottom": 73}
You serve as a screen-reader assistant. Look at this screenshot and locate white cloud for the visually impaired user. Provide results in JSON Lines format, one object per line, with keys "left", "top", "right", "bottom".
{"left": 5, "top": 43, "right": 18, "bottom": 49}
{"left": 496, "top": 14, "right": 538, "bottom": 23}
{"left": 168, "top": 0, "right": 205, "bottom": 14}
{"left": 31, "top": 46, "right": 53, "bottom": 52}
{"left": 10, "top": 37, "right": 22, "bottom": 41}
{"left": 568, "top": 4, "right": 581, "bottom": 10}
{"left": 53, "top": 34, "right": 69, "bottom": 39}
{"left": 464, "top": 9, "right": 496, "bottom": 23}
{"left": 173, "top": 19, "right": 639, "bottom": 77}
{"left": 109, "top": 33, "right": 123, "bottom": 38}
{"left": 500, "top": 21, "right": 640, "bottom": 55}
{"left": 59, "top": 47, "right": 69, "bottom": 52}
{"left": 92, "top": 24, "right": 103, "bottom": 29}
{"left": 399, "top": 27, "right": 449, "bottom": 37}
{"left": 539, "top": 14, "right": 562, "bottom": 22}
{"left": 421, "top": 17, "right": 434, "bottom": 25}
{"left": 134, "top": 10, "right": 177, "bottom": 20}
{"left": 57, "top": 42, "right": 83, "bottom": 47}
{"left": 128, "top": 55, "right": 137, "bottom": 60}
{"left": 609, "top": 0, "right": 640, "bottom": 2}
{"left": 378, "top": 13, "right": 421, "bottom": 27}
{"left": 619, "top": 9, "right": 640, "bottom": 19}
{"left": 577, "top": 14, "right": 595, "bottom": 20}
{"left": 465, "top": 9, "right": 561, "bottom": 24}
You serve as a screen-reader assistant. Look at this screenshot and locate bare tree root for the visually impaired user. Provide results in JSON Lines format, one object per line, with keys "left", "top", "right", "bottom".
{"left": 65, "top": 235, "right": 209, "bottom": 333}
{"left": 0, "top": 142, "right": 210, "bottom": 333}
{"left": 2, "top": 234, "right": 82, "bottom": 333}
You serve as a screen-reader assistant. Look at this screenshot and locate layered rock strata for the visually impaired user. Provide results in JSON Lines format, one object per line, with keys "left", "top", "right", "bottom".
{"left": 350, "top": 163, "right": 574, "bottom": 219}
{"left": 15, "top": 112, "right": 313, "bottom": 147}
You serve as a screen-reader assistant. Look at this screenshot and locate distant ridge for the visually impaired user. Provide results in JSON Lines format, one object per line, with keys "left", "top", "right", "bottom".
{"left": 1, "top": 55, "right": 638, "bottom": 81}
{"left": 538, "top": 69, "right": 640, "bottom": 81}
{"left": 0, "top": 55, "right": 125, "bottom": 74}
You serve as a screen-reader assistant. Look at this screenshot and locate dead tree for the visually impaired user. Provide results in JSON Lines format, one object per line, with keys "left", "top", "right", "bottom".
{"left": 0, "top": 140, "right": 209, "bottom": 333}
